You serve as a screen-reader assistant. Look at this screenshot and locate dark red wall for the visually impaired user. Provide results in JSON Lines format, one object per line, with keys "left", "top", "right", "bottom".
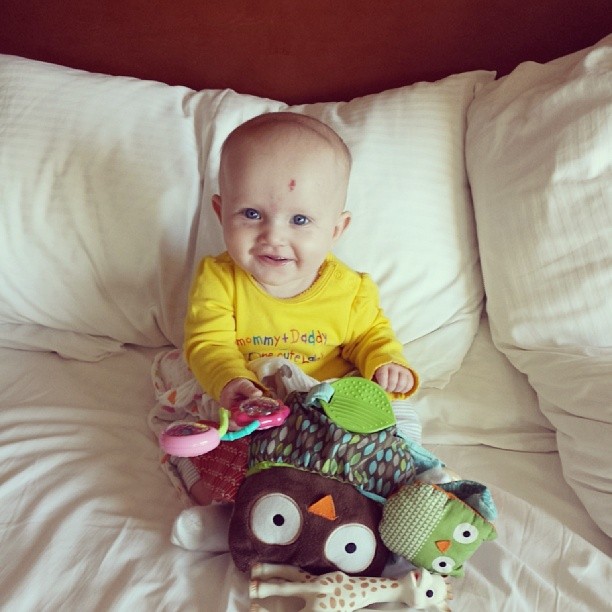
{"left": 1, "top": 0, "right": 610, "bottom": 103}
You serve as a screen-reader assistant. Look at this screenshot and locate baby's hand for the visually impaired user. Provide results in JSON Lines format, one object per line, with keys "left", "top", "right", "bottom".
{"left": 374, "top": 364, "right": 415, "bottom": 394}
{"left": 220, "top": 378, "right": 263, "bottom": 408}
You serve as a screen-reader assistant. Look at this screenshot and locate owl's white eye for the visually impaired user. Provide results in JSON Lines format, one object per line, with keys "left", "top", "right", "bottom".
{"left": 431, "top": 556, "right": 455, "bottom": 573}
{"left": 324, "top": 523, "right": 377, "bottom": 574}
{"left": 453, "top": 522, "right": 479, "bottom": 544}
{"left": 250, "top": 493, "right": 302, "bottom": 545}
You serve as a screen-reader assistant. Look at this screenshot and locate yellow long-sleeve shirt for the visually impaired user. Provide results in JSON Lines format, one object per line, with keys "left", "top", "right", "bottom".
{"left": 184, "top": 252, "right": 418, "bottom": 402}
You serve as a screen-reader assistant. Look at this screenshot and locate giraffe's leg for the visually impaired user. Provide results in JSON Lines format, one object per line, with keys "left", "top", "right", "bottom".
{"left": 250, "top": 577, "right": 313, "bottom": 601}
{"left": 251, "top": 563, "right": 311, "bottom": 582}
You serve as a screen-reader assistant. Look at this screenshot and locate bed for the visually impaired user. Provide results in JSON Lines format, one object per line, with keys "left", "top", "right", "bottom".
{"left": 1, "top": 2, "right": 610, "bottom": 610}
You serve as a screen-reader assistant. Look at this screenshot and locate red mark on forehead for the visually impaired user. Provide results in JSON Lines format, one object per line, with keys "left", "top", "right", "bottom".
{"left": 288, "top": 179, "right": 296, "bottom": 191}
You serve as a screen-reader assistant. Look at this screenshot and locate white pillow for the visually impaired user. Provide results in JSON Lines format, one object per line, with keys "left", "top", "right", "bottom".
{"left": 0, "top": 54, "right": 203, "bottom": 354}
{"left": 466, "top": 35, "right": 612, "bottom": 535}
{"left": 415, "top": 313, "right": 556, "bottom": 452}
{"left": 193, "top": 72, "right": 494, "bottom": 388}
{"left": 0, "top": 52, "right": 492, "bottom": 388}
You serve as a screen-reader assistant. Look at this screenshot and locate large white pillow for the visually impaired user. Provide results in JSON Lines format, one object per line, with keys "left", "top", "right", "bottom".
{"left": 466, "top": 35, "right": 612, "bottom": 535}
{"left": 0, "top": 52, "right": 492, "bottom": 388}
{"left": 0, "top": 54, "right": 204, "bottom": 353}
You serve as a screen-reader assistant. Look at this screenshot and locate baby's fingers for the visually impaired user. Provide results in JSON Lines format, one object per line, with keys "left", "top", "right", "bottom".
{"left": 374, "top": 366, "right": 391, "bottom": 390}
{"left": 395, "top": 369, "right": 415, "bottom": 393}
{"left": 375, "top": 365, "right": 415, "bottom": 393}
{"left": 236, "top": 379, "right": 263, "bottom": 399}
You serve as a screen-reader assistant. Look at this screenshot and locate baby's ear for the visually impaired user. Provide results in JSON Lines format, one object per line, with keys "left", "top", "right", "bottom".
{"left": 212, "top": 195, "right": 223, "bottom": 222}
{"left": 333, "top": 210, "right": 352, "bottom": 241}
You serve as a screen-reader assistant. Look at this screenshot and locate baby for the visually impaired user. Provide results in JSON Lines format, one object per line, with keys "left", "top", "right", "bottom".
{"left": 185, "top": 112, "right": 418, "bottom": 402}
{"left": 182, "top": 111, "right": 419, "bottom": 503}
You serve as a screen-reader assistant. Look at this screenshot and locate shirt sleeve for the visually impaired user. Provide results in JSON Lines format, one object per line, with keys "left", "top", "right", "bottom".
{"left": 341, "top": 273, "right": 419, "bottom": 399}
{"left": 183, "top": 256, "right": 261, "bottom": 402}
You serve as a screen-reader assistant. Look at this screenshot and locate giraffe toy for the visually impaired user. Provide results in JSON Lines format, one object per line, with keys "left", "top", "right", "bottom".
{"left": 249, "top": 563, "right": 451, "bottom": 611}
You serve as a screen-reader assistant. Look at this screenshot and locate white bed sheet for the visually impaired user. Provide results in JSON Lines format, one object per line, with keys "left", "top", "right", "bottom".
{"left": 0, "top": 343, "right": 610, "bottom": 611}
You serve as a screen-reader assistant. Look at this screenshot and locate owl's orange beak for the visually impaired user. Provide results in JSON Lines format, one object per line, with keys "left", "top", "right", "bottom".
{"left": 435, "top": 539, "right": 451, "bottom": 553}
{"left": 308, "top": 494, "right": 337, "bottom": 521}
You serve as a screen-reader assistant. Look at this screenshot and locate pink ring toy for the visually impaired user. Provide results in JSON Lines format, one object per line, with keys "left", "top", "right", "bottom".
{"left": 159, "top": 421, "right": 221, "bottom": 457}
{"left": 232, "top": 397, "right": 290, "bottom": 429}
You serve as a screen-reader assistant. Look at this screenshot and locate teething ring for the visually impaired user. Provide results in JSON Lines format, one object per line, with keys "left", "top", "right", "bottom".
{"left": 159, "top": 421, "right": 221, "bottom": 457}
{"left": 232, "top": 396, "right": 290, "bottom": 429}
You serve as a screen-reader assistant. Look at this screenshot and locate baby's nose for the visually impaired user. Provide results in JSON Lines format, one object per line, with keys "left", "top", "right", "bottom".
{"left": 260, "top": 221, "right": 286, "bottom": 245}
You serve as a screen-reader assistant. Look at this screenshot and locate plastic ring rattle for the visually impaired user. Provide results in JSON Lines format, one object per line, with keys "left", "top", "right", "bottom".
{"left": 159, "top": 421, "right": 221, "bottom": 457}
{"left": 232, "top": 396, "right": 290, "bottom": 429}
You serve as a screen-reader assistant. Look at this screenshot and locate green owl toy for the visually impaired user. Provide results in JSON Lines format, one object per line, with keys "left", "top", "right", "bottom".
{"left": 379, "top": 480, "right": 497, "bottom": 576}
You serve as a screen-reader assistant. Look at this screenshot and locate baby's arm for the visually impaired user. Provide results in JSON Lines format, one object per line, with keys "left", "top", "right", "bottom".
{"left": 374, "top": 363, "right": 415, "bottom": 394}
{"left": 185, "top": 257, "right": 260, "bottom": 401}
{"left": 344, "top": 273, "right": 419, "bottom": 398}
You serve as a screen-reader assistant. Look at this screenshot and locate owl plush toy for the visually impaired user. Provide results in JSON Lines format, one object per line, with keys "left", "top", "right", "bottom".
{"left": 229, "top": 466, "right": 390, "bottom": 576}
{"left": 225, "top": 381, "right": 497, "bottom": 579}
{"left": 379, "top": 480, "right": 497, "bottom": 576}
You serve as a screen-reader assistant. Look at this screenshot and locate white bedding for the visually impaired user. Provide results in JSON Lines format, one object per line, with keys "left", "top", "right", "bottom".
{"left": 1, "top": 322, "right": 610, "bottom": 611}
{"left": 1, "top": 32, "right": 611, "bottom": 612}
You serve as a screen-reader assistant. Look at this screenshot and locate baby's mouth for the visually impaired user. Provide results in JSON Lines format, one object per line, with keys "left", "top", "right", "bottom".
{"left": 259, "top": 254, "right": 290, "bottom": 264}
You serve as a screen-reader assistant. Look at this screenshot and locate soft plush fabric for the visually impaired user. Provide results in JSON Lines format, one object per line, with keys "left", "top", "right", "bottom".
{"left": 248, "top": 394, "right": 415, "bottom": 498}
{"left": 0, "top": 52, "right": 492, "bottom": 389}
{"left": 380, "top": 480, "right": 497, "bottom": 577}
{"left": 466, "top": 34, "right": 612, "bottom": 536}
{"left": 228, "top": 467, "right": 389, "bottom": 576}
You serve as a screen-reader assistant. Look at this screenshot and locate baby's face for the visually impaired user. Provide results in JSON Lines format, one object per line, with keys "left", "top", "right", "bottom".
{"left": 214, "top": 130, "right": 350, "bottom": 298}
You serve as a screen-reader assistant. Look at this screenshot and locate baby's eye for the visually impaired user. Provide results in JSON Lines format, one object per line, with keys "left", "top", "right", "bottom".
{"left": 292, "top": 214, "right": 310, "bottom": 226}
{"left": 242, "top": 208, "right": 261, "bottom": 220}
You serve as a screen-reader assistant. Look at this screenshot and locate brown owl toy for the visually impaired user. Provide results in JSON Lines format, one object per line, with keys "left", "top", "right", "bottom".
{"left": 229, "top": 466, "right": 389, "bottom": 576}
